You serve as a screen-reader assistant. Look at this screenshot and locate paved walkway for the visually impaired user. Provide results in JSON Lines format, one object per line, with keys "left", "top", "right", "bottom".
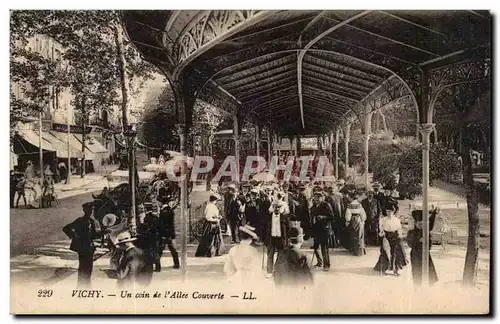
{"left": 11, "top": 243, "right": 489, "bottom": 314}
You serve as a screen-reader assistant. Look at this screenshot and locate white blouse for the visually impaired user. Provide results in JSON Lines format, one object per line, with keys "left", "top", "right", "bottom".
{"left": 379, "top": 216, "right": 402, "bottom": 233}
{"left": 204, "top": 202, "right": 220, "bottom": 222}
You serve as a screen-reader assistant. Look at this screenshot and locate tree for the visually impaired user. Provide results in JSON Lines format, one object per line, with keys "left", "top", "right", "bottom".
{"left": 191, "top": 100, "right": 225, "bottom": 190}
{"left": 139, "top": 86, "right": 179, "bottom": 150}
{"left": 448, "top": 81, "right": 491, "bottom": 287}
{"left": 10, "top": 11, "right": 64, "bottom": 137}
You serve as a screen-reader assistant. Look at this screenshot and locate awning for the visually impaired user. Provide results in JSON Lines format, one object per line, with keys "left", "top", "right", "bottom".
{"left": 51, "top": 131, "right": 92, "bottom": 160}
{"left": 73, "top": 134, "right": 108, "bottom": 154}
{"left": 16, "top": 129, "right": 57, "bottom": 153}
{"left": 47, "top": 131, "right": 83, "bottom": 159}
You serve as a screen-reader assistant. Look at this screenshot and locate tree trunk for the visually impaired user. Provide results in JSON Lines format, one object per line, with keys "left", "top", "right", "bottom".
{"left": 114, "top": 24, "right": 128, "bottom": 131}
{"left": 461, "top": 125, "right": 480, "bottom": 286}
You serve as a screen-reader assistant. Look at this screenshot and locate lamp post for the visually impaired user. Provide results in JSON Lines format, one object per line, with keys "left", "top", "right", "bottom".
{"left": 124, "top": 123, "right": 137, "bottom": 236}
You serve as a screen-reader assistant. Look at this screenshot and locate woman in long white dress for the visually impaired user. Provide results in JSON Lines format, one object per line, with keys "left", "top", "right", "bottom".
{"left": 223, "top": 225, "right": 265, "bottom": 284}
{"left": 373, "top": 206, "right": 408, "bottom": 276}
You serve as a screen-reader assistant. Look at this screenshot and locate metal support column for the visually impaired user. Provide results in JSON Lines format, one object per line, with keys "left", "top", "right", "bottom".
{"left": 344, "top": 124, "right": 351, "bottom": 175}
{"left": 233, "top": 114, "right": 240, "bottom": 179}
{"left": 67, "top": 109, "right": 71, "bottom": 184}
{"left": 419, "top": 123, "right": 435, "bottom": 288}
{"left": 363, "top": 133, "right": 370, "bottom": 188}
{"left": 255, "top": 124, "right": 260, "bottom": 157}
{"left": 267, "top": 128, "right": 271, "bottom": 162}
{"left": 335, "top": 129, "right": 340, "bottom": 179}
{"left": 178, "top": 123, "right": 188, "bottom": 281}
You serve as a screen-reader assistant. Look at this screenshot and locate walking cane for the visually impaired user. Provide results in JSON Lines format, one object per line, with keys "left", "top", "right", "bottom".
{"left": 217, "top": 218, "right": 226, "bottom": 254}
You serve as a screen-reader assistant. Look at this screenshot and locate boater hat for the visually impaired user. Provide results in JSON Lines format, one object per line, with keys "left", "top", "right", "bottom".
{"left": 114, "top": 231, "right": 136, "bottom": 245}
{"left": 102, "top": 213, "right": 117, "bottom": 227}
{"left": 239, "top": 224, "right": 258, "bottom": 239}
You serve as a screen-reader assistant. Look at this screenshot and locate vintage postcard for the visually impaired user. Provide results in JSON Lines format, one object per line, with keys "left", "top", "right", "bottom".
{"left": 10, "top": 9, "right": 491, "bottom": 314}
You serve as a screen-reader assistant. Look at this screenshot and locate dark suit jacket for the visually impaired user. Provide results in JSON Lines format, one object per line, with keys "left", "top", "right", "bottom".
{"left": 326, "top": 193, "right": 343, "bottom": 221}
{"left": 117, "top": 246, "right": 153, "bottom": 288}
{"left": 361, "top": 198, "right": 382, "bottom": 223}
{"left": 63, "top": 216, "right": 100, "bottom": 254}
{"left": 310, "top": 201, "right": 334, "bottom": 240}
{"left": 262, "top": 211, "right": 289, "bottom": 246}
{"left": 158, "top": 206, "right": 176, "bottom": 239}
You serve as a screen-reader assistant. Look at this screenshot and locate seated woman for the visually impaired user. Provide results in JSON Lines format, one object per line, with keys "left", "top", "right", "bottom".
{"left": 223, "top": 225, "right": 264, "bottom": 284}
{"left": 195, "top": 193, "right": 223, "bottom": 257}
{"left": 407, "top": 209, "right": 439, "bottom": 286}
{"left": 373, "top": 205, "right": 408, "bottom": 276}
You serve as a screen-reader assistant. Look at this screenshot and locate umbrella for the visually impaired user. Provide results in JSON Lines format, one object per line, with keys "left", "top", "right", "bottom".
{"left": 252, "top": 172, "right": 276, "bottom": 182}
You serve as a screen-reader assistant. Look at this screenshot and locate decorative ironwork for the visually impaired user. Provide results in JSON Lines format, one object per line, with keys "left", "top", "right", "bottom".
{"left": 428, "top": 58, "right": 491, "bottom": 93}
{"left": 175, "top": 10, "right": 261, "bottom": 64}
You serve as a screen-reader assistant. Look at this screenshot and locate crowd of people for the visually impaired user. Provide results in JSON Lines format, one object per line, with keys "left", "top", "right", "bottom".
{"left": 61, "top": 169, "right": 440, "bottom": 289}
{"left": 194, "top": 177, "right": 439, "bottom": 286}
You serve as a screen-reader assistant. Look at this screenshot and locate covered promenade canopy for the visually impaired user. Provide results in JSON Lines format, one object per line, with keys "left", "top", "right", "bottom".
{"left": 122, "top": 10, "right": 490, "bottom": 136}
{"left": 122, "top": 10, "right": 491, "bottom": 285}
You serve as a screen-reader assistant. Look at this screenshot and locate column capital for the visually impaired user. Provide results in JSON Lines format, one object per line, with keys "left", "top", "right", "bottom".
{"left": 362, "top": 133, "right": 371, "bottom": 141}
{"left": 175, "top": 123, "right": 187, "bottom": 133}
{"left": 418, "top": 123, "right": 435, "bottom": 135}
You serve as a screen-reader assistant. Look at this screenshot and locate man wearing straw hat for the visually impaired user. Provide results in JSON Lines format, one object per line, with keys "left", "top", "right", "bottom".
{"left": 273, "top": 227, "right": 313, "bottom": 287}
{"left": 115, "top": 231, "right": 153, "bottom": 288}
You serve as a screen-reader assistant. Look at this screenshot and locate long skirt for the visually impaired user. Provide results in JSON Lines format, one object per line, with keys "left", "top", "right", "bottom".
{"left": 373, "top": 231, "right": 408, "bottom": 273}
{"left": 338, "top": 222, "right": 351, "bottom": 251}
{"left": 410, "top": 248, "right": 438, "bottom": 285}
{"left": 349, "top": 215, "right": 365, "bottom": 256}
{"left": 195, "top": 220, "right": 221, "bottom": 257}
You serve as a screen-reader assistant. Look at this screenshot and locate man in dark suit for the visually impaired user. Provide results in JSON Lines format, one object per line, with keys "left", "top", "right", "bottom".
{"left": 263, "top": 196, "right": 289, "bottom": 276}
{"left": 115, "top": 231, "right": 153, "bottom": 288}
{"left": 310, "top": 190, "right": 334, "bottom": 271}
{"left": 361, "top": 190, "right": 383, "bottom": 246}
{"left": 295, "top": 185, "right": 311, "bottom": 239}
{"left": 325, "top": 184, "right": 343, "bottom": 247}
{"left": 226, "top": 186, "right": 242, "bottom": 243}
{"left": 281, "top": 183, "right": 296, "bottom": 216}
{"left": 62, "top": 202, "right": 100, "bottom": 287}
{"left": 158, "top": 202, "right": 180, "bottom": 270}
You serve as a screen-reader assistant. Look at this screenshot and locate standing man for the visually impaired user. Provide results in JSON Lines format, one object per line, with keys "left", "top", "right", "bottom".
{"left": 310, "top": 189, "right": 334, "bottom": 271}
{"left": 264, "top": 196, "right": 289, "bottom": 277}
{"left": 325, "top": 184, "right": 343, "bottom": 248}
{"left": 226, "top": 185, "right": 242, "bottom": 243}
{"left": 295, "top": 184, "right": 311, "bottom": 239}
{"left": 372, "top": 182, "right": 387, "bottom": 214}
{"left": 281, "top": 183, "right": 296, "bottom": 217}
{"left": 361, "top": 190, "right": 382, "bottom": 246}
{"left": 158, "top": 201, "right": 180, "bottom": 270}
{"left": 62, "top": 202, "right": 100, "bottom": 287}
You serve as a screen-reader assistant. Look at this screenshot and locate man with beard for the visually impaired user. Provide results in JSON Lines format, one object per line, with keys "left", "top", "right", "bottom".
{"left": 310, "top": 190, "right": 334, "bottom": 271}
{"left": 361, "top": 190, "right": 382, "bottom": 246}
{"left": 264, "top": 195, "right": 289, "bottom": 277}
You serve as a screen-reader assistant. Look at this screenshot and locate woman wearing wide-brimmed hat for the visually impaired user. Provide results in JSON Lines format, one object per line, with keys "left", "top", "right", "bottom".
{"left": 195, "top": 192, "right": 224, "bottom": 257}
{"left": 223, "top": 225, "right": 264, "bottom": 284}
